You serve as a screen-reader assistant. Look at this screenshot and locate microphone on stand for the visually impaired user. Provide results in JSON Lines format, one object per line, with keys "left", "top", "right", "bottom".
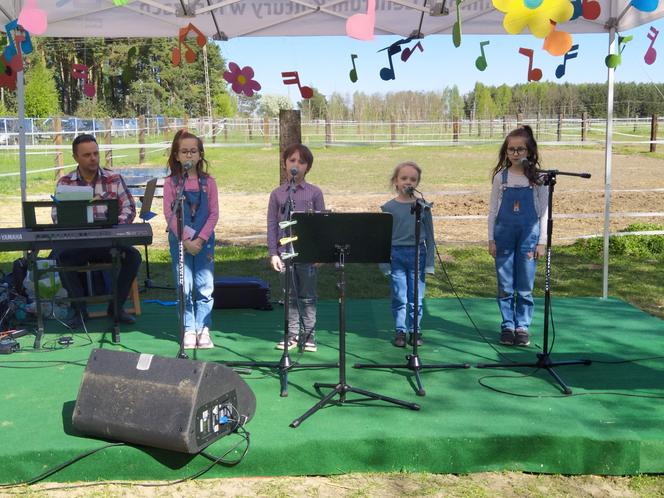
{"left": 520, "top": 157, "right": 531, "bottom": 168}
{"left": 183, "top": 160, "right": 194, "bottom": 176}
{"left": 290, "top": 167, "right": 298, "bottom": 180}
{"left": 404, "top": 186, "right": 416, "bottom": 196}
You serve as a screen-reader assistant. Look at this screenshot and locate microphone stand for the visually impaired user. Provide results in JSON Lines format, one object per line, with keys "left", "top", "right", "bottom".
{"left": 165, "top": 169, "right": 190, "bottom": 360}
{"left": 355, "top": 189, "right": 469, "bottom": 396}
{"left": 221, "top": 170, "right": 335, "bottom": 396}
{"left": 477, "top": 169, "right": 592, "bottom": 394}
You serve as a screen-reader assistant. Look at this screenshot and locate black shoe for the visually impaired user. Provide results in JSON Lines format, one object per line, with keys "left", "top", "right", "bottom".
{"left": 108, "top": 306, "right": 136, "bottom": 325}
{"left": 393, "top": 332, "right": 407, "bottom": 348}
{"left": 499, "top": 329, "right": 515, "bottom": 346}
{"left": 408, "top": 333, "right": 423, "bottom": 346}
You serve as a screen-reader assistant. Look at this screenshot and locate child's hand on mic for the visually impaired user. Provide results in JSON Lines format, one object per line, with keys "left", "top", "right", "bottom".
{"left": 270, "top": 255, "right": 284, "bottom": 272}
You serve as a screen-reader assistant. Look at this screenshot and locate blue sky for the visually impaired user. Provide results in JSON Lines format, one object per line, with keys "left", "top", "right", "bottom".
{"left": 217, "top": 22, "right": 662, "bottom": 100}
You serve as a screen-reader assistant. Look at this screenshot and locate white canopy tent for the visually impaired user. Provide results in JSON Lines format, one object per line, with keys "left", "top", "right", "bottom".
{"left": 1, "top": 0, "right": 663, "bottom": 298}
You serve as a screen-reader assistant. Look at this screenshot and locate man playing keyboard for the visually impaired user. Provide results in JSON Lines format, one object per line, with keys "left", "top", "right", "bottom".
{"left": 54, "top": 134, "right": 141, "bottom": 326}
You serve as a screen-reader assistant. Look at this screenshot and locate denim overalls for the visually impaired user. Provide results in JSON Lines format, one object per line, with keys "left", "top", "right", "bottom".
{"left": 168, "top": 175, "right": 215, "bottom": 332}
{"left": 493, "top": 169, "right": 540, "bottom": 332}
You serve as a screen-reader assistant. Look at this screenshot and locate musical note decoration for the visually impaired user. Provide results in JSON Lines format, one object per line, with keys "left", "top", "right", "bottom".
{"left": 555, "top": 44, "right": 579, "bottom": 78}
{"left": 475, "top": 41, "right": 490, "bottom": 71}
{"left": 4, "top": 20, "right": 33, "bottom": 66}
{"left": 113, "top": 0, "right": 129, "bottom": 5}
{"left": 346, "top": 0, "right": 376, "bottom": 41}
{"left": 71, "top": 63, "right": 96, "bottom": 98}
{"left": 605, "top": 35, "right": 633, "bottom": 69}
{"left": 172, "top": 23, "right": 206, "bottom": 66}
{"left": 18, "top": 0, "right": 47, "bottom": 35}
{"left": 518, "top": 47, "right": 543, "bottom": 82}
{"left": 543, "top": 22, "right": 573, "bottom": 56}
{"left": 570, "top": 0, "right": 601, "bottom": 20}
{"left": 492, "top": 0, "right": 573, "bottom": 38}
{"left": 0, "top": 54, "right": 19, "bottom": 91}
{"left": 223, "top": 62, "right": 262, "bottom": 97}
{"left": 378, "top": 44, "right": 401, "bottom": 81}
{"left": 452, "top": 0, "right": 462, "bottom": 48}
{"left": 281, "top": 71, "right": 313, "bottom": 99}
{"left": 349, "top": 54, "right": 359, "bottom": 83}
{"left": 401, "top": 42, "right": 424, "bottom": 62}
{"left": 630, "top": 0, "right": 659, "bottom": 12}
{"left": 644, "top": 26, "right": 659, "bottom": 65}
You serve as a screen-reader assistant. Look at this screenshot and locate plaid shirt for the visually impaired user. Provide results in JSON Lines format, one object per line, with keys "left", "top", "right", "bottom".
{"left": 55, "top": 167, "right": 136, "bottom": 224}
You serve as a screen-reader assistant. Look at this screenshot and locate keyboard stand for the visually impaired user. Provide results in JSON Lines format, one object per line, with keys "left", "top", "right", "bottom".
{"left": 31, "top": 249, "right": 120, "bottom": 349}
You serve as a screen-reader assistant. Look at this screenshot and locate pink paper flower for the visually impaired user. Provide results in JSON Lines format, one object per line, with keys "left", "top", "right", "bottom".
{"left": 223, "top": 62, "right": 261, "bottom": 97}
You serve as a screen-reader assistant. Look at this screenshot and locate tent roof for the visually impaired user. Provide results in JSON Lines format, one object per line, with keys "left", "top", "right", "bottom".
{"left": 1, "top": 0, "right": 663, "bottom": 39}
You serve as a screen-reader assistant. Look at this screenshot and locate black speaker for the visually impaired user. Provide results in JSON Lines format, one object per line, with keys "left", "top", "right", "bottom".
{"left": 72, "top": 349, "right": 256, "bottom": 453}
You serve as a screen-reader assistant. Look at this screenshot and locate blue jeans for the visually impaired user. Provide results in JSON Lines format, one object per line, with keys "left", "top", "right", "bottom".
{"left": 390, "top": 245, "right": 426, "bottom": 334}
{"left": 170, "top": 236, "right": 215, "bottom": 331}
{"left": 494, "top": 222, "right": 539, "bottom": 331}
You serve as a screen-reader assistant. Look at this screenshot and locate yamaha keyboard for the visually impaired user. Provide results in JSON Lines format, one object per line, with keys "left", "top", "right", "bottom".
{"left": 0, "top": 223, "right": 153, "bottom": 252}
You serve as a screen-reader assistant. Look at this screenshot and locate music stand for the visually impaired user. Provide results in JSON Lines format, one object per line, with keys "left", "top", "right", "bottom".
{"left": 289, "top": 212, "right": 420, "bottom": 428}
{"left": 139, "top": 178, "right": 172, "bottom": 291}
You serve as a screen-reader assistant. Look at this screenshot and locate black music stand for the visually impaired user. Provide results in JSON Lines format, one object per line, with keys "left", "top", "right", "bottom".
{"left": 354, "top": 195, "right": 470, "bottom": 396}
{"left": 477, "top": 169, "right": 592, "bottom": 394}
{"left": 139, "top": 178, "right": 172, "bottom": 291}
{"left": 289, "top": 213, "right": 420, "bottom": 428}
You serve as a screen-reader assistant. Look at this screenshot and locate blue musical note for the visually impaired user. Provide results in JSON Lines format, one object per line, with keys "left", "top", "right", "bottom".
{"left": 4, "top": 19, "right": 33, "bottom": 62}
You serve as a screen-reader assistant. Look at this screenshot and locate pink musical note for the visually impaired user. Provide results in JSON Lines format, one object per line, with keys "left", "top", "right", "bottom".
{"left": 346, "top": 0, "right": 376, "bottom": 41}
{"left": 644, "top": 26, "right": 659, "bottom": 65}
{"left": 518, "top": 47, "right": 542, "bottom": 82}
{"left": 401, "top": 42, "right": 424, "bottom": 62}
{"left": 71, "top": 63, "right": 96, "bottom": 98}
{"left": 349, "top": 54, "right": 359, "bottom": 83}
{"left": 172, "top": 23, "right": 206, "bottom": 65}
{"left": 379, "top": 44, "right": 401, "bottom": 81}
{"left": 281, "top": 71, "right": 313, "bottom": 99}
{"left": 18, "top": 0, "right": 48, "bottom": 35}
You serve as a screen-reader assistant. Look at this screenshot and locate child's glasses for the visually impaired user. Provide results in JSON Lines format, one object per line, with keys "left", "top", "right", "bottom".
{"left": 180, "top": 149, "right": 199, "bottom": 156}
{"left": 507, "top": 147, "right": 527, "bottom": 155}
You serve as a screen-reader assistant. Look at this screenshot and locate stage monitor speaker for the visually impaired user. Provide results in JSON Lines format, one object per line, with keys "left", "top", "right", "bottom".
{"left": 72, "top": 349, "right": 256, "bottom": 454}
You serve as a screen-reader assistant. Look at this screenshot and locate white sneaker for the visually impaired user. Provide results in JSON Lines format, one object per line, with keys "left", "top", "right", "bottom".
{"left": 197, "top": 327, "right": 214, "bottom": 349}
{"left": 183, "top": 331, "right": 197, "bottom": 349}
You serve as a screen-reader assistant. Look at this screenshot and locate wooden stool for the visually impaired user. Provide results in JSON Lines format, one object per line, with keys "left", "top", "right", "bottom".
{"left": 88, "top": 278, "right": 141, "bottom": 318}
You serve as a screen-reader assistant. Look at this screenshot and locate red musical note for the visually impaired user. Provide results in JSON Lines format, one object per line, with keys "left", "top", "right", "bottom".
{"left": 571, "top": 0, "right": 601, "bottom": 20}
{"left": 401, "top": 42, "right": 424, "bottom": 62}
{"left": 281, "top": 71, "right": 313, "bottom": 99}
{"left": 518, "top": 47, "right": 543, "bottom": 82}
{"left": 644, "top": 26, "right": 659, "bottom": 65}
{"left": 349, "top": 54, "right": 359, "bottom": 83}
{"left": 379, "top": 44, "right": 401, "bottom": 81}
{"left": 346, "top": 0, "right": 376, "bottom": 41}
{"left": 172, "top": 23, "right": 206, "bottom": 65}
{"left": 0, "top": 54, "right": 17, "bottom": 91}
{"left": 71, "top": 63, "right": 96, "bottom": 98}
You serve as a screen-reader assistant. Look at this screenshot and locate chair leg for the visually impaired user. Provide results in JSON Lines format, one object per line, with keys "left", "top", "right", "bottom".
{"left": 126, "top": 278, "right": 141, "bottom": 316}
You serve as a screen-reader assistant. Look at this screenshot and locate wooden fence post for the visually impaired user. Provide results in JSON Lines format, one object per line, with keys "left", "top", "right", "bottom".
{"left": 502, "top": 116, "right": 507, "bottom": 136}
{"left": 138, "top": 115, "right": 146, "bottom": 165}
{"left": 581, "top": 111, "right": 588, "bottom": 142}
{"left": 557, "top": 112, "right": 562, "bottom": 142}
{"left": 650, "top": 114, "right": 658, "bottom": 153}
{"left": 516, "top": 112, "right": 523, "bottom": 127}
{"left": 54, "top": 117, "right": 63, "bottom": 179}
{"left": 325, "top": 118, "right": 332, "bottom": 148}
{"left": 390, "top": 120, "right": 396, "bottom": 147}
{"left": 104, "top": 118, "right": 113, "bottom": 169}
{"left": 279, "top": 110, "right": 301, "bottom": 184}
{"left": 452, "top": 118, "right": 460, "bottom": 143}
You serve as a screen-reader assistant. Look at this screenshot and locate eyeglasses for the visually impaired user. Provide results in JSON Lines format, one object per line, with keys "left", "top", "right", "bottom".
{"left": 507, "top": 147, "right": 527, "bottom": 155}
{"left": 179, "top": 149, "right": 200, "bottom": 156}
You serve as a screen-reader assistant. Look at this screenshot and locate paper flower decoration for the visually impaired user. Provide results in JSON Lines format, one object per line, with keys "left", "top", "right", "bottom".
{"left": 631, "top": 0, "right": 659, "bottom": 12}
{"left": 223, "top": 62, "right": 261, "bottom": 97}
{"left": 18, "top": 0, "right": 47, "bottom": 35}
{"left": 493, "top": 0, "right": 573, "bottom": 38}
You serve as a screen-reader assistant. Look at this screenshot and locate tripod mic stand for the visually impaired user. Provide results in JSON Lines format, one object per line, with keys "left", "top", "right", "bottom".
{"left": 289, "top": 213, "right": 420, "bottom": 428}
{"left": 222, "top": 173, "right": 335, "bottom": 397}
{"left": 165, "top": 172, "right": 190, "bottom": 359}
{"left": 477, "top": 169, "right": 592, "bottom": 394}
{"left": 355, "top": 190, "right": 469, "bottom": 396}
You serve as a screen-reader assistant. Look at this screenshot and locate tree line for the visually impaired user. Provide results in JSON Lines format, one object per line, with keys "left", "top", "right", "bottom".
{"left": 0, "top": 36, "right": 662, "bottom": 121}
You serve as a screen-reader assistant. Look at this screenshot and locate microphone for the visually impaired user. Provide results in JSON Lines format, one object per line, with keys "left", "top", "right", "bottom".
{"left": 520, "top": 157, "right": 531, "bottom": 168}
{"left": 404, "top": 186, "right": 415, "bottom": 196}
{"left": 183, "top": 160, "right": 194, "bottom": 172}
{"left": 290, "top": 167, "right": 298, "bottom": 178}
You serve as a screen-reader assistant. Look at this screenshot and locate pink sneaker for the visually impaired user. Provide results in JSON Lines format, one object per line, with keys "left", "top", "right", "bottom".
{"left": 183, "top": 331, "right": 197, "bottom": 349}
{"left": 197, "top": 327, "right": 215, "bottom": 349}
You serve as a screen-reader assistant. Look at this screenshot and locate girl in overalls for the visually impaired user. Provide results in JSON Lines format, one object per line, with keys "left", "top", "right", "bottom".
{"left": 488, "top": 125, "right": 548, "bottom": 347}
{"left": 163, "top": 130, "right": 219, "bottom": 349}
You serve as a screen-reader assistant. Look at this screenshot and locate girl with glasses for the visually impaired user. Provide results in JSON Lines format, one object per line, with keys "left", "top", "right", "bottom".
{"left": 163, "top": 129, "right": 219, "bottom": 349}
{"left": 487, "top": 125, "right": 548, "bottom": 347}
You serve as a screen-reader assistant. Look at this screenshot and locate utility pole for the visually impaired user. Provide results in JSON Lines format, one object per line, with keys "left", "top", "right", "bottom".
{"left": 203, "top": 44, "right": 213, "bottom": 138}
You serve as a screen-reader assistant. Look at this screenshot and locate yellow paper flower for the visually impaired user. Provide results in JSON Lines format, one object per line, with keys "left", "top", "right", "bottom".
{"left": 493, "top": 0, "right": 573, "bottom": 38}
